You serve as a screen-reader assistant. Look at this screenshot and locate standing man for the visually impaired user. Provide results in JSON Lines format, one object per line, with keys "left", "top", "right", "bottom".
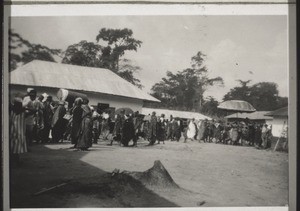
{"left": 51, "top": 101, "right": 67, "bottom": 143}
{"left": 42, "top": 96, "right": 53, "bottom": 143}
{"left": 23, "top": 89, "right": 39, "bottom": 147}
{"left": 70, "top": 97, "right": 83, "bottom": 148}
{"left": 157, "top": 114, "right": 166, "bottom": 144}
{"left": 148, "top": 112, "right": 157, "bottom": 146}
{"left": 132, "top": 111, "right": 143, "bottom": 147}
{"left": 110, "top": 109, "right": 125, "bottom": 146}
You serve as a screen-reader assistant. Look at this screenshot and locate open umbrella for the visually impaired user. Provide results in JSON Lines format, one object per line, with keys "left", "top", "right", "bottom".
{"left": 143, "top": 115, "right": 152, "bottom": 121}
{"left": 115, "top": 107, "right": 134, "bottom": 116}
{"left": 217, "top": 100, "right": 256, "bottom": 112}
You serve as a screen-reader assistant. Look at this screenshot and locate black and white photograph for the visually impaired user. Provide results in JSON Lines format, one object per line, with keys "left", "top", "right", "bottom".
{"left": 4, "top": 2, "right": 294, "bottom": 210}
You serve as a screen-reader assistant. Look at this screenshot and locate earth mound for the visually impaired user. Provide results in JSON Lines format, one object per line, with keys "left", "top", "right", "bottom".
{"left": 118, "top": 160, "right": 180, "bottom": 189}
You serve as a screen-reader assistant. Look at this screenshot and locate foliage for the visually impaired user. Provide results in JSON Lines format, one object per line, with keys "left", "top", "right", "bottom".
{"left": 62, "top": 40, "right": 102, "bottom": 67}
{"left": 223, "top": 80, "right": 288, "bottom": 111}
{"left": 200, "top": 96, "right": 226, "bottom": 118}
{"left": 150, "top": 51, "right": 224, "bottom": 111}
{"left": 62, "top": 28, "right": 143, "bottom": 88}
{"left": 9, "top": 29, "right": 61, "bottom": 71}
{"left": 96, "top": 28, "right": 142, "bottom": 72}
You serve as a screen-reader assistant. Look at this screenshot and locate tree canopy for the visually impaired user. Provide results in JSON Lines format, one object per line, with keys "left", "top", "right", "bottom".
{"left": 9, "top": 30, "right": 61, "bottom": 71}
{"left": 223, "top": 80, "right": 288, "bottom": 111}
{"left": 150, "top": 51, "right": 224, "bottom": 111}
{"left": 62, "top": 28, "right": 143, "bottom": 88}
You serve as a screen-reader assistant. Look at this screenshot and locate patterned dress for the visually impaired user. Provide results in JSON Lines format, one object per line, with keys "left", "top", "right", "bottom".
{"left": 10, "top": 111, "right": 27, "bottom": 154}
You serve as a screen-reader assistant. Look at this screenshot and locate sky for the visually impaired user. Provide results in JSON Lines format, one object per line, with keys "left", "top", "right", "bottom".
{"left": 10, "top": 15, "right": 288, "bottom": 101}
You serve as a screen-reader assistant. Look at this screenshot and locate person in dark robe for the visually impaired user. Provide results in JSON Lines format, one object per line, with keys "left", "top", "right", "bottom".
{"left": 254, "top": 123, "right": 262, "bottom": 148}
{"left": 51, "top": 101, "right": 67, "bottom": 143}
{"left": 132, "top": 111, "right": 143, "bottom": 147}
{"left": 207, "top": 122, "right": 215, "bottom": 143}
{"left": 214, "top": 121, "right": 222, "bottom": 143}
{"left": 92, "top": 109, "right": 101, "bottom": 144}
{"left": 173, "top": 118, "right": 181, "bottom": 142}
{"left": 121, "top": 114, "right": 135, "bottom": 147}
{"left": 110, "top": 110, "right": 125, "bottom": 145}
{"left": 157, "top": 114, "right": 166, "bottom": 144}
{"left": 70, "top": 98, "right": 83, "bottom": 148}
{"left": 148, "top": 112, "right": 157, "bottom": 146}
{"left": 166, "top": 115, "right": 174, "bottom": 141}
{"left": 76, "top": 99, "right": 93, "bottom": 151}
{"left": 248, "top": 122, "right": 255, "bottom": 146}
{"left": 41, "top": 96, "right": 53, "bottom": 143}
{"left": 240, "top": 125, "right": 249, "bottom": 146}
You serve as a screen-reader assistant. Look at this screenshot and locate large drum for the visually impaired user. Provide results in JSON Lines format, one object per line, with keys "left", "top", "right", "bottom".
{"left": 57, "top": 89, "right": 88, "bottom": 108}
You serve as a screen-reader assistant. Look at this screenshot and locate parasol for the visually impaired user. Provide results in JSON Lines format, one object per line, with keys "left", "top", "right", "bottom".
{"left": 115, "top": 107, "right": 134, "bottom": 115}
{"left": 143, "top": 115, "right": 152, "bottom": 121}
{"left": 217, "top": 100, "right": 256, "bottom": 112}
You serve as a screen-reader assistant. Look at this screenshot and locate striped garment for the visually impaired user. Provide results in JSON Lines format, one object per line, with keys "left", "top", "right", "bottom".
{"left": 10, "top": 112, "right": 27, "bottom": 154}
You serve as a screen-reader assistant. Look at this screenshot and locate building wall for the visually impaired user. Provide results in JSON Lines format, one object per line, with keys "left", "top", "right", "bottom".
{"left": 10, "top": 85, "right": 143, "bottom": 112}
{"left": 269, "top": 117, "right": 288, "bottom": 137}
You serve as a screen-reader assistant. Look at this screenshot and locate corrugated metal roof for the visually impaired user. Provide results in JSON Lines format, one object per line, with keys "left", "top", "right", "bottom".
{"left": 225, "top": 111, "right": 273, "bottom": 120}
{"left": 10, "top": 60, "right": 160, "bottom": 102}
{"left": 265, "top": 107, "right": 288, "bottom": 117}
{"left": 141, "top": 107, "right": 211, "bottom": 120}
{"left": 218, "top": 100, "right": 256, "bottom": 112}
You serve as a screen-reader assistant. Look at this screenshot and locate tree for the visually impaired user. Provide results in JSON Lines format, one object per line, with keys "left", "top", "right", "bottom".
{"left": 61, "top": 28, "right": 143, "bottom": 88}
{"left": 150, "top": 51, "right": 224, "bottom": 111}
{"left": 223, "top": 80, "right": 252, "bottom": 101}
{"left": 223, "top": 81, "right": 288, "bottom": 111}
{"left": 62, "top": 40, "right": 102, "bottom": 67}
{"left": 96, "top": 28, "right": 142, "bottom": 72}
{"left": 9, "top": 29, "right": 61, "bottom": 71}
{"left": 200, "top": 96, "right": 227, "bottom": 118}
{"left": 118, "top": 59, "right": 143, "bottom": 89}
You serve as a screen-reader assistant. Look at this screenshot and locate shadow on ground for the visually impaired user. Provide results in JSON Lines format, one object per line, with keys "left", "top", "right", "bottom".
{"left": 10, "top": 143, "right": 179, "bottom": 208}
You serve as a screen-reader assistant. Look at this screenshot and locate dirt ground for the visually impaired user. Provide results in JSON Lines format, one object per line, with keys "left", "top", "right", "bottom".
{"left": 10, "top": 137, "right": 288, "bottom": 208}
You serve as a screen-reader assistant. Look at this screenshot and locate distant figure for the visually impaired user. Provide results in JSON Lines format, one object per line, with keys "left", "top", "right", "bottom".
{"left": 132, "top": 111, "right": 143, "bottom": 147}
{"left": 148, "top": 112, "right": 157, "bottom": 145}
{"left": 157, "top": 114, "right": 166, "bottom": 144}
{"left": 121, "top": 114, "right": 135, "bottom": 147}
{"left": 70, "top": 98, "right": 83, "bottom": 148}
{"left": 76, "top": 99, "right": 93, "bottom": 151}
{"left": 23, "top": 89, "right": 38, "bottom": 147}
{"left": 10, "top": 96, "right": 27, "bottom": 165}
{"left": 261, "top": 124, "right": 272, "bottom": 149}
{"left": 173, "top": 118, "right": 181, "bottom": 142}
{"left": 196, "top": 119, "right": 206, "bottom": 142}
{"left": 41, "top": 95, "right": 54, "bottom": 143}
{"left": 166, "top": 115, "right": 174, "bottom": 141}
{"left": 253, "top": 124, "right": 261, "bottom": 148}
{"left": 111, "top": 110, "right": 125, "bottom": 146}
{"left": 185, "top": 118, "right": 196, "bottom": 142}
{"left": 230, "top": 123, "right": 239, "bottom": 145}
{"left": 51, "top": 101, "right": 67, "bottom": 143}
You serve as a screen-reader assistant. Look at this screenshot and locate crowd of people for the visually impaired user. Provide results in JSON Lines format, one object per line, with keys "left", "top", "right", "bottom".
{"left": 9, "top": 88, "right": 274, "bottom": 165}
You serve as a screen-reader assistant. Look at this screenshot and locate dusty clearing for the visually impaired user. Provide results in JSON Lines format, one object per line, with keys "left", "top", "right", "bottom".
{"left": 10, "top": 138, "right": 288, "bottom": 208}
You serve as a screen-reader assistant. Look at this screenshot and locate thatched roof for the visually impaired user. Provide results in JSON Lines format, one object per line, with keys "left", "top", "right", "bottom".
{"left": 10, "top": 60, "right": 160, "bottom": 102}
{"left": 225, "top": 111, "right": 273, "bottom": 120}
{"left": 141, "top": 107, "right": 211, "bottom": 120}
{"left": 265, "top": 107, "right": 288, "bottom": 117}
{"left": 218, "top": 100, "right": 256, "bottom": 112}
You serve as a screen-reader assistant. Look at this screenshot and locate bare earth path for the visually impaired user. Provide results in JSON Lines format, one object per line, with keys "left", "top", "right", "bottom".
{"left": 10, "top": 138, "right": 288, "bottom": 208}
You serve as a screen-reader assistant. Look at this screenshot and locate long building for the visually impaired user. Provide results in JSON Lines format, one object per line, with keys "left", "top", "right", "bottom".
{"left": 9, "top": 60, "right": 160, "bottom": 112}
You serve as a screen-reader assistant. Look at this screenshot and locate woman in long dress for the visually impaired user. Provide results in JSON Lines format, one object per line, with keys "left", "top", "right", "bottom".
{"left": 77, "top": 99, "right": 93, "bottom": 151}
{"left": 10, "top": 97, "right": 27, "bottom": 165}
{"left": 185, "top": 119, "right": 196, "bottom": 142}
{"left": 70, "top": 98, "right": 83, "bottom": 148}
{"left": 196, "top": 120, "right": 206, "bottom": 142}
